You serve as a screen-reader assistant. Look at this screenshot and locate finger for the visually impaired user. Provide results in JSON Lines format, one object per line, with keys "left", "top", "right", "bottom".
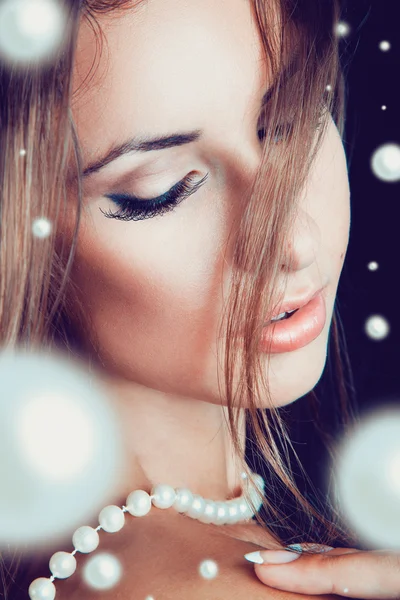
{"left": 253, "top": 549, "right": 400, "bottom": 599}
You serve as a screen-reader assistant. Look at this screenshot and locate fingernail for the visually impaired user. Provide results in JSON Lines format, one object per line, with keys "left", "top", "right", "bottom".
{"left": 244, "top": 550, "right": 301, "bottom": 565}
{"left": 286, "top": 543, "right": 335, "bottom": 553}
{"left": 285, "top": 544, "right": 304, "bottom": 553}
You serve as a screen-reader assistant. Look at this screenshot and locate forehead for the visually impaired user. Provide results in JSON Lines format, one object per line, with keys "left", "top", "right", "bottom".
{"left": 71, "top": 0, "right": 275, "bottom": 165}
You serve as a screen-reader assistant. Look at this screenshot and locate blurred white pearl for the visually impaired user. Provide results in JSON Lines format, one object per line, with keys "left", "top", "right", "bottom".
{"left": 0, "top": 349, "right": 122, "bottom": 548}
{"left": 173, "top": 488, "right": 193, "bottom": 512}
{"left": 16, "top": 389, "right": 95, "bottom": 481}
{"left": 82, "top": 552, "right": 122, "bottom": 590}
{"left": 0, "top": 0, "right": 66, "bottom": 65}
{"left": 249, "top": 487, "right": 263, "bottom": 510}
{"left": 236, "top": 499, "right": 247, "bottom": 521}
{"left": 49, "top": 551, "right": 76, "bottom": 578}
{"left": 214, "top": 501, "right": 229, "bottom": 525}
{"left": 334, "top": 408, "right": 400, "bottom": 549}
{"left": 252, "top": 474, "right": 265, "bottom": 490}
{"left": 197, "top": 500, "right": 217, "bottom": 524}
{"left": 126, "top": 490, "right": 152, "bottom": 517}
{"left": 187, "top": 495, "right": 206, "bottom": 519}
{"left": 72, "top": 525, "right": 99, "bottom": 553}
{"left": 199, "top": 558, "right": 219, "bottom": 580}
{"left": 151, "top": 484, "right": 176, "bottom": 509}
{"left": 335, "top": 21, "right": 351, "bottom": 38}
{"left": 370, "top": 143, "right": 400, "bottom": 182}
{"left": 226, "top": 501, "right": 240, "bottom": 524}
{"left": 255, "top": 495, "right": 264, "bottom": 512}
{"left": 379, "top": 40, "right": 391, "bottom": 52}
{"left": 32, "top": 217, "right": 52, "bottom": 239}
{"left": 238, "top": 498, "right": 253, "bottom": 519}
{"left": 364, "top": 315, "right": 390, "bottom": 341}
{"left": 28, "top": 577, "right": 55, "bottom": 600}
{"left": 99, "top": 505, "right": 125, "bottom": 533}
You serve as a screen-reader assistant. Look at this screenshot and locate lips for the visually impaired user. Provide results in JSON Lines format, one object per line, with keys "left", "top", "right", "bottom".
{"left": 269, "top": 308, "right": 298, "bottom": 323}
{"left": 265, "top": 285, "right": 326, "bottom": 323}
{"left": 259, "top": 290, "right": 327, "bottom": 353}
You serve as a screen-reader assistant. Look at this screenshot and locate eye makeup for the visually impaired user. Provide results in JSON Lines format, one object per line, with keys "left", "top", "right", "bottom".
{"left": 99, "top": 105, "right": 326, "bottom": 223}
{"left": 100, "top": 172, "right": 209, "bottom": 222}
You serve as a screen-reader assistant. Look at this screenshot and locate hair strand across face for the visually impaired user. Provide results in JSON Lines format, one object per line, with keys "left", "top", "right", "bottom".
{"left": 0, "top": 1, "right": 360, "bottom": 596}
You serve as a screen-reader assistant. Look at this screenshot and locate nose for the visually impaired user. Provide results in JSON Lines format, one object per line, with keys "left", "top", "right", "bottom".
{"left": 281, "top": 208, "right": 322, "bottom": 273}
{"left": 225, "top": 124, "right": 322, "bottom": 279}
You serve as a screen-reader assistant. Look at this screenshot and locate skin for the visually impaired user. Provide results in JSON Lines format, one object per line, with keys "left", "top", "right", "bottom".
{"left": 64, "top": 0, "right": 351, "bottom": 519}
{"left": 53, "top": 508, "right": 339, "bottom": 600}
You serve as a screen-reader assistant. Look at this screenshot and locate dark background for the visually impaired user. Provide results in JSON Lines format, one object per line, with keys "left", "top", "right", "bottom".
{"left": 246, "top": 0, "right": 400, "bottom": 547}
{"left": 336, "top": 0, "right": 399, "bottom": 408}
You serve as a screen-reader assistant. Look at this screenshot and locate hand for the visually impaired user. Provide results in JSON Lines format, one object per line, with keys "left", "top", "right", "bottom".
{"left": 245, "top": 543, "right": 400, "bottom": 599}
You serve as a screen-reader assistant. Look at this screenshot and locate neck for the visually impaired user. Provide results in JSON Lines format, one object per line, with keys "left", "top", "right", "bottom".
{"left": 97, "top": 371, "right": 248, "bottom": 505}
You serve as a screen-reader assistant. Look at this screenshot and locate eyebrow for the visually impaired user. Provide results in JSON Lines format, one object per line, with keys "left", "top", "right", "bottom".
{"left": 82, "top": 57, "right": 299, "bottom": 178}
{"left": 82, "top": 131, "right": 202, "bottom": 177}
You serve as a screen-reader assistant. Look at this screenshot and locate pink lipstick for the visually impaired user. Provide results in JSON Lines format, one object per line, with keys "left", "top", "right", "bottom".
{"left": 258, "top": 290, "right": 327, "bottom": 354}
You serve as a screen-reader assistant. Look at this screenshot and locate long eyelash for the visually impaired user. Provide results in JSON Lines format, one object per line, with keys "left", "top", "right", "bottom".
{"left": 100, "top": 172, "right": 209, "bottom": 222}
{"left": 100, "top": 109, "right": 324, "bottom": 224}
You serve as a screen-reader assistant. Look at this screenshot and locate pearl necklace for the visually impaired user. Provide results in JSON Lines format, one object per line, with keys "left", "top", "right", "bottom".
{"left": 28, "top": 470, "right": 265, "bottom": 599}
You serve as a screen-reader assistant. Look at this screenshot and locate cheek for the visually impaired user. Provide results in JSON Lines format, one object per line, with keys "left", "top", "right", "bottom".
{"left": 69, "top": 210, "right": 227, "bottom": 388}
{"left": 332, "top": 147, "right": 351, "bottom": 265}
{"left": 312, "top": 120, "right": 351, "bottom": 265}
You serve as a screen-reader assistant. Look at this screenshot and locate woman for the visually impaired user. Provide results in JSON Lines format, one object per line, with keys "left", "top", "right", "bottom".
{"left": 2, "top": 1, "right": 396, "bottom": 599}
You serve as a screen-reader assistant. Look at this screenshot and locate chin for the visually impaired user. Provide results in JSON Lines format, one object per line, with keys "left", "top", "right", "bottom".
{"left": 262, "top": 327, "right": 330, "bottom": 409}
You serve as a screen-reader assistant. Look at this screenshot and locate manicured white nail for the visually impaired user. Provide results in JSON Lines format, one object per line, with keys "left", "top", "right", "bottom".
{"left": 244, "top": 551, "right": 265, "bottom": 564}
{"left": 244, "top": 550, "right": 301, "bottom": 564}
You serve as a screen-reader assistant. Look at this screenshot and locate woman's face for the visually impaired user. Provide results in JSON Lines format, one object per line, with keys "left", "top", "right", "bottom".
{"left": 67, "top": 0, "right": 350, "bottom": 408}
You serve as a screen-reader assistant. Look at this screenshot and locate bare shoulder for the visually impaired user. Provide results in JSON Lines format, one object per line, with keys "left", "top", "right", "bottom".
{"left": 52, "top": 512, "right": 337, "bottom": 600}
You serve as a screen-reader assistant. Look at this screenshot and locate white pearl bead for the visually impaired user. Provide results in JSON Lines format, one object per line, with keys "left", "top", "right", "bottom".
{"left": 238, "top": 498, "right": 253, "bottom": 519}
{"left": 249, "top": 486, "right": 264, "bottom": 512}
{"left": 249, "top": 487, "right": 261, "bottom": 504}
{"left": 28, "top": 577, "right": 56, "bottom": 600}
{"left": 72, "top": 525, "right": 100, "bottom": 553}
{"left": 254, "top": 494, "right": 264, "bottom": 512}
{"left": 126, "top": 489, "right": 152, "bottom": 517}
{"left": 151, "top": 484, "right": 177, "bottom": 509}
{"left": 226, "top": 501, "right": 240, "bottom": 524}
{"left": 82, "top": 552, "right": 122, "bottom": 590}
{"left": 49, "top": 551, "right": 77, "bottom": 578}
{"left": 187, "top": 494, "right": 206, "bottom": 519}
{"left": 173, "top": 488, "right": 193, "bottom": 512}
{"left": 99, "top": 505, "right": 125, "bottom": 533}
{"left": 197, "top": 500, "right": 217, "bottom": 524}
{"left": 253, "top": 474, "right": 265, "bottom": 490}
{"left": 214, "top": 501, "right": 229, "bottom": 525}
{"left": 199, "top": 558, "right": 219, "bottom": 580}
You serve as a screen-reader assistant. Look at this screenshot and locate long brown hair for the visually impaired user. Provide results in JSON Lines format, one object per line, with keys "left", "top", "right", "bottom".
{"left": 0, "top": 0, "right": 361, "bottom": 597}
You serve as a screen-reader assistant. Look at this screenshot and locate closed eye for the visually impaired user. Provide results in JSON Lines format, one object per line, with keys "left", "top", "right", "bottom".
{"left": 99, "top": 172, "right": 209, "bottom": 222}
